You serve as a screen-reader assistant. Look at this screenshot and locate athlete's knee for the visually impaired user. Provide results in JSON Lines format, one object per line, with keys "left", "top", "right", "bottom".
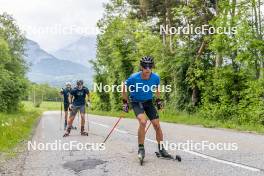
{"left": 138, "top": 115, "right": 147, "bottom": 128}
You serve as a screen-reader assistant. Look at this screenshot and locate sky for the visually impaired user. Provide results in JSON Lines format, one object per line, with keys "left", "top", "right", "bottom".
{"left": 0, "top": 0, "right": 109, "bottom": 51}
{"left": 0, "top": 1, "right": 263, "bottom": 51}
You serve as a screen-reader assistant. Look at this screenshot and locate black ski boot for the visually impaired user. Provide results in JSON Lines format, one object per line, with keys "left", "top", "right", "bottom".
{"left": 63, "top": 126, "right": 72, "bottom": 137}
{"left": 80, "top": 126, "right": 88, "bottom": 136}
{"left": 159, "top": 147, "right": 173, "bottom": 159}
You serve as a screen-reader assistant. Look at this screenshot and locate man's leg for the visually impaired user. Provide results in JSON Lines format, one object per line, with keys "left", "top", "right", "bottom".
{"left": 137, "top": 114, "right": 147, "bottom": 145}
{"left": 137, "top": 113, "right": 147, "bottom": 158}
{"left": 145, "top": 101, "right": 170, "bottom": 157}
{"left": 80, "top": 105, "right": 88, "bottom": 135}
{"left": 64, "top": 110, "right": 68, "bottom": 129}
{"left": 151, "top": 119, "right": 163, "bottom": 145}
{"left": 63, "top": 103, "right": 69, "bottom": 129}
{"left": 63, "top": 107, "right": 77, "bottom": 137}
{"left": 131, "top": 102, "right": 146, "bottom": 158}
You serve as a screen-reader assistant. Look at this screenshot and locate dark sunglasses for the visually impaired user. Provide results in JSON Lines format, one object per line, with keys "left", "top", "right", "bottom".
{"left": 142, "top": 63, "right": 154, "bottom": 69}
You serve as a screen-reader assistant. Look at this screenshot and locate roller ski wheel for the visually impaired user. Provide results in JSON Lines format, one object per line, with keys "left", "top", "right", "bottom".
{"left": 138, "top": 147, "right": 145, "bottom": 166}
{"left": 139, "top": 156, "right": 144, "bottom": 166}
{"left": 80, "top": 131, "right": 88, "bottom": 136}
{"left": 175, "top": 155, "right": 182, "bottom": 162}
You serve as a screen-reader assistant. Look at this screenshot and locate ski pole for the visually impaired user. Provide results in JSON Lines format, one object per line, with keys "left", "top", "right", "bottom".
{"left": 60, "top": 97, "right": 62, "bottom": 130}
{"left": 102, "top": 114, "right": 123, "bottom": 144}
{"left": 86, "top": 102, "right": 89, "bottom": 132}
{"left": 145, "top": 121, "right": 151, "bottom": 133}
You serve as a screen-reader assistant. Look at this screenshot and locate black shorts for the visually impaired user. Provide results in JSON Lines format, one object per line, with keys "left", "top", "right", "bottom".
{"left": 131, "top": 100, "right": 159, "bottom": 121}
{"left": 64, "top": 103, "right": 69, "bottom": 111}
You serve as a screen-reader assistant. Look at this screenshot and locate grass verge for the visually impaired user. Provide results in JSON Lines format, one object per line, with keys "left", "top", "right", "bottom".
{"left": 0, "top": 104, "right": 42, "bottom": 157}
{"left": 0, "top": 101, "right": 61, "bottom": 158}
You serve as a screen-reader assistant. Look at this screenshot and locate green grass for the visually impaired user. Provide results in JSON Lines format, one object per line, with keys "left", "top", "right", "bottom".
{"left": 0, "top": 101, "right": 61, "bottom": 158}
{"left": 0, "top": 104, "right": 42, "bottom": 156}
{"left": 23, "top": 101, "right": 61, "bottom": 111}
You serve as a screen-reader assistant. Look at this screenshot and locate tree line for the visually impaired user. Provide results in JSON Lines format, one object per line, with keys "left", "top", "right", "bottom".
{"left": 0, "top": 13, "right": 62, "bottom": 111}
{"left": 93, "top": 0, "right": 264, "bottom": 125}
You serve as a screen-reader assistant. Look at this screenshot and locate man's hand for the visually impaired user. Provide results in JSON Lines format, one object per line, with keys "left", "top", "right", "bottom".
{"left": 122, "top": 99, "right": 129, "bottom": 113}
{"left": 155, "top": 98, "right": 164, "bottom": 110}
{"left": 86, "top": 100, "right": 91, "bottom": 107}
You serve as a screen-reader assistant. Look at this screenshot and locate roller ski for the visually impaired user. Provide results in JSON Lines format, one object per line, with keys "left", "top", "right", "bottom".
{"left": 155, "top": 148, "right": 181, "bottom": 162}
{"left": 138, "top": 146, "right": 145, "bottom": 166}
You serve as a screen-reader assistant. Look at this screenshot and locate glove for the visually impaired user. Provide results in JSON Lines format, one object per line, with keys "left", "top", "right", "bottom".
{"left": 86, "top": 100, "right": 91, "bottom": 107}
{"left": 156, "top": 98, "right": 164, "bottom": 110}
{"left": 122, "top": 99, "right": 129, "bottom": 113}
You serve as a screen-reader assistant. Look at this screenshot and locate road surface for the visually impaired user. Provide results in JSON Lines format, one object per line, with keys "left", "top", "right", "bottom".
{"left": 1, "top": 111, "right": 264, "bottom": 176}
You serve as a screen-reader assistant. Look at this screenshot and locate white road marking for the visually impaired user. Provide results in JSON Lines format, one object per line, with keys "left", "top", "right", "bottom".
{"left": 181, "top": 149, "right": 261, "bottom": 172}
{"left": 90, "top": 121, "right": 128, "bottom": 134}
{"left": 90, "top": 120, "right": 262, "bottom": 172}
{"left": 90, "top": 121, "right": 109, "bottom": 128}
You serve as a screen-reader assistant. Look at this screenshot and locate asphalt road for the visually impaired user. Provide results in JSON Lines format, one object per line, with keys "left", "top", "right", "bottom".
{"left": 2, "top": 111, "right": 264, "bottom": 176}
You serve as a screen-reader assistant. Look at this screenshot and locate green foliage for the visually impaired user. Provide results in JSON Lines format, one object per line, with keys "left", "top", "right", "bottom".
{"left": 94, "top": 0, "right": 264, "bottom": 128}
{"left": 0, "top": 13, "right": 28, "bottom": 112}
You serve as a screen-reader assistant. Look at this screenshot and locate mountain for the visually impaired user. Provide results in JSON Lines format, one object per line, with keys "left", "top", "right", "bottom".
{"left": 24, "top": 39, "right": 93, "bottom": 87}
{"left": 52, "top": 36, "right": 96, "bottom": 67}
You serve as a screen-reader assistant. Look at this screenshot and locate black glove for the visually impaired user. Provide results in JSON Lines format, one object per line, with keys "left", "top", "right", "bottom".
{"left": 122, "top": 99, "right": 129, "bottom": 113}
{"left": 156, "top": 98, "right": 164, "bottom": 110}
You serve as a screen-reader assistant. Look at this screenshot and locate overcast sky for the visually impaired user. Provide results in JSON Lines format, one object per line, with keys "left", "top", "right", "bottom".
{"left": 0, "top": 0, "right": 109, "bottom": 51}
{"left": 0, "top": 1, "right": 263, "bottom": 52}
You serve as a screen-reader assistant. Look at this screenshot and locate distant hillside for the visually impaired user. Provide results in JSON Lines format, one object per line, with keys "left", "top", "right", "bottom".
{"left": 52, "top": 36, "right": 96, "bottom": 67}
{"left": 24, "top": 39, "right": 93, "bottom": 87}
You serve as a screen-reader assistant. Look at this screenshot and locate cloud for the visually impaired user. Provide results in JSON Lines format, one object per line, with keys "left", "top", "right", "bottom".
{"left": 0, "top": 0, "right": 108, "bottom": 51}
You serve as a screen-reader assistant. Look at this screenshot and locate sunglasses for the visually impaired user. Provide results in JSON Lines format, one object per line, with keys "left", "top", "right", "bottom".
{"left": 142, "top": 63, "right": 154, "bottom": 69}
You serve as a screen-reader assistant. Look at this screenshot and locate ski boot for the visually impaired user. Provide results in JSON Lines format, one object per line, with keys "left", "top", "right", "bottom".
{"left": 63, "top": 126, "right": 72, "bottom": 137}
{"left": 159, "top": 147, "right": 173, "bottom": 158}
{"left": 155, "top": 147, "right": 182, "bottom": 162}
{"left": 80, "top": 126, "right": 88, "bottom": 136}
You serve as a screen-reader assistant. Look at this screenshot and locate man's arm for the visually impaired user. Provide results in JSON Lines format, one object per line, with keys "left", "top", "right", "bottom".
{"left": 122, "top": 82, "right": 128, "bottom": 101}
